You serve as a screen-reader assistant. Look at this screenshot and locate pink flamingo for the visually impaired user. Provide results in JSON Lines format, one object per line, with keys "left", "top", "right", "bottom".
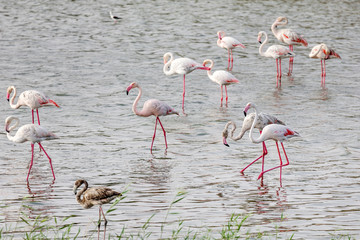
{"left": 5, "top": 116, "right": 58, "bottom": 182}
{"left": 126, "top": 82, "right": 179, "bottom": 153}
{"left": 222, "top": 111, "right": 285, "bottom": 174}
{"left": 202, "top": 59, "right": 239, "bottom": 107}
{"left": 6, "top": 86, "right": 60, "bottom": 125}
{"left": 271, "top": 17, "right": 308, "bottom": 75}
{"left": 258, "top": 31, "right": 295, "bottom": 85}
{"left": 309, "top": 43, "right": 341, "bottom": 86}
{"left": 163, "top": 52, "right": 210, "bottom": 112}
{"left": 244, "top": 102, "right": 299, "bottom": 183}
{"left": 73, "top": 179, "right": 122, "bottom": 240}
{"left": 217, "top": 31, "right": 245, "bottom": 71}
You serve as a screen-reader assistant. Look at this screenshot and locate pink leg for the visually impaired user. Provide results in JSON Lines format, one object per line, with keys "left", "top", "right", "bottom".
{"left": 230, "top": 49, "right": 234, "bottom": 70}
{"left": 157, "top": 117, "right": 168, "bottom": 149}
{"left": 26, "top": 143, "right": 35, "bottom": 182}
{"left": 240, "top": 137, "right": 268, "bottom": 174}
{"left": 288, "top": 45, "right": 293, "bottom": 75}
{"left": 220, "top": 85, "right": 223, "bottom": 107}
{"left": 32, "top": 110, "right": 35, "bottom": 124}
{"left": 276, "top": 59, "right": 279, "bottom": 77}
{"left": 257, "top": 142, "right": 289, "bottom": 180}
{"left": 100, "top": 206, "right": 108, "bottom": 240}
{"left": 36, "top": 109, "right": 40, "bottom": 125}
{"left": 224, "top": 85, "right": 228, "bottom": 106}
{"left": 38, "top": 143, "right": 56, "bottom": 180}
{"left": 279, "top": 58, "right": 282, "bottom": 78}
{"left": 150, "top": 118, "right": 158, "bottom": 153}
{"left": 227, "top": 50, "right": 231, "bottom": 70}
{"left": 182, "top": 74, "right": 186, "bottom": 111}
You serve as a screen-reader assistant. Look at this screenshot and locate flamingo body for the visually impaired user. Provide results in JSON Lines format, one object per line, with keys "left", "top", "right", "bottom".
{"left": 217, "top": 31, "right": 245, "bottom": 70}
{"left": 126, "top": 82, "right": 178, "bottom": 153}
{"left": 7, "top": 86, "right": 60, "bottom": 125}
{"left": 73, "top": 179, "right": 121, "bottom": 240}
{"left": 203, "top": 59, "right": 239, "bottom": 106}
{"left": 5, "top": 116, "right": 58, "bottom": 181}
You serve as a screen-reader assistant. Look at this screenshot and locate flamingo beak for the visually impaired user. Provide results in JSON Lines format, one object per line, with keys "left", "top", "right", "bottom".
{"left": 223, "top": 137, "right": 229, "bottom": 147}
{"left": 243, "top": 111, "right": 247, "bottom": 117}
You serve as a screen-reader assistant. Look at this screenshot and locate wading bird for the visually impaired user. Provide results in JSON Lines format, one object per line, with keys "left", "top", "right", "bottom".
{"left": 217, "top": 31, "right": 245, "bottom": 70}
{"left": 126, "top": 82, "right": 179, "bottom": 153}
{"left": 73, "top": 179, "right": 122, "bottom": 240}
{"left": 5, "top": 116, "right": 58, "bottom": 181}
{"left": 109, "top": 11, "right": 121, "bottom": 23}
{"left": 6, "top": 86, "right": 60, "bottom": 125}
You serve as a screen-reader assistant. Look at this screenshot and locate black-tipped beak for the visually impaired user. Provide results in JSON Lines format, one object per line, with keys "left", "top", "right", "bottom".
{"left": 7, "top": 99, "right": 9, "bottom": 102}
{"left": 243, "top": 111, "right": 247, "bottom": 117}
{"left": 126, "top": 91, "right": 129, "bottom": 95}
{"left": 258, "top": 41, "right": 262, "bottom": 44}
{"left": 224, "top": 143, "right": 230, "bottom": 147}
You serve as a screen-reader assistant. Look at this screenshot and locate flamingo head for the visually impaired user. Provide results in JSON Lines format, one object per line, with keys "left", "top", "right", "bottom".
{"left": 222, "top": 129, "right": 230, "bottom": 147}
{"left": 257, "top": 31, "right": 264, "bottom": 44}
{"left": 73, "top": 179, "right": 87, "bottom": 195}
{"left": 202, "top": 59, "right": 213, "bottom": 69}
{"left": 126, "top": 82, "right": 138, "bottom": 95}
{"left": 275, "top": 16, "right": 288, "bottom": 25}
{"left": 5, "top": 116, "right": 19, "bottom": 133}
{"left": 163, "top": 52, "right": 173, "bottom": 64}
{"left": 6, "top": 86, "right": 15, "bottom": 101}
{"left": 243, "top": 102, "right": 255, "bottom": 116}
{"left": 217, "top": 31, "right": 225, "bottom": 40}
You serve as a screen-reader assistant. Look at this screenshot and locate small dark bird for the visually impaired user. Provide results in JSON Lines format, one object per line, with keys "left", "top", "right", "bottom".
{"left": 109, "top": 11, "right": 121, "bottom": 23}
{"left": 73, "top": 179, "right": 122, "bottom": 240}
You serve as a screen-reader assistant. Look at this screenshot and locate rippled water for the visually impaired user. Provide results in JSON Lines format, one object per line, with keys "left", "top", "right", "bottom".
{"left": 1, "top": 0, "right": 359, "bottom": 239}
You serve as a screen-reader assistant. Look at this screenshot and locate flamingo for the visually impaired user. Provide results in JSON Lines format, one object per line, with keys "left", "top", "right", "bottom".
{"left": 258, "top": 31, "right": 295, "bottom": 84}
{"left": 222, "top": 112, "right": 285, "bottom": 173}
{"left": 202, "top": 59, "right": 239, "bottom": 107}
{"left": 271, "top": 17, "right": 308, "bottom": 75}
{"left": 217, "top": 31, "right": 245, "bottom": 71}
{"left": 73, "top": 179, "right": 122, "bottom": 240}
{"left": 109, "top": 11, "right": 121, "bottom": 23}
{"left": 126, "top": 82, "right": 179, "bottom": 153}
{"left": 5, "top": 116, "right": 58, "bottom": 181}
{"left": 163, "top": 52, "right": 210, "bottom": 111}
{"left": 244, "top": 102, "right": 299, "bottom": 183}
{"left": 309, "top": 43, "right": 341, "bottom": 86}
{"left": 6, "top": 86, "right": 60, "bottom": 125}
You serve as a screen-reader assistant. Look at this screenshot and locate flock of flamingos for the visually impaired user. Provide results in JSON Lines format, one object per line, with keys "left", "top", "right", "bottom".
{"left": 4, "top": 16, "right": 341, "bottom": 239}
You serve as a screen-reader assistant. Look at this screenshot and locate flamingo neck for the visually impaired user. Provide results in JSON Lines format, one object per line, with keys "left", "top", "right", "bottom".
{"left": 163, "top": 53, "right": 174, "bottom": 75}
{"left": 205, "top": 60, "right": 214, "bottom": 79}
{"left": 76, "top": 181, "right": 88, "bottom": 206}
{"left": 249, "top": 105, "right": 264, "bottom": 144}
{"left": 223, "top": 121, "right": 246, "bottom": 141}
{"left": 8, "top": 87, "right": 20, "bottom": 109}
{"left": 6, "top": 117, "right": 20, "bottom": 142}
{"left": 258, "top": 32, "right": 268, "bottom": 57}
{"left": 132, "top": 86, "right": 146, "bottom": 116}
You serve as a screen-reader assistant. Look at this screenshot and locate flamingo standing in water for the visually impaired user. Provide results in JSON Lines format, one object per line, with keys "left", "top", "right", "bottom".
{"left": 217, "top": 31, "right": 245, "bottom": 71}
{"left": 258, "top": 31, "right": 295, "bottom": 85}
{"left": 73, "top": 179, "right": 122, "bottom": 240}
{"left": 202, "top": 59, "right": 239, "bottom": 107}
{"left": 163, "top": 52, "right": 210, "bottom": 112}
{"left": 126, "top": 82, "right": 179, "bottom": 153}
{"left": 271, "top": 17, "right": 308, "bottom": 75}
{"left": 222, "top": 112, "right": 285, "bottom": 174}
{"left": 6, "top": 86, "right": 60, "bottom": 125}
{"left": 309, "top": 43, "right": 341, "bottom": 86}
{"left": 5, "top": 116, "right": 58, "bottom": 181}
{"left": 244, "top": 102, "right": 299, "bottom": 183}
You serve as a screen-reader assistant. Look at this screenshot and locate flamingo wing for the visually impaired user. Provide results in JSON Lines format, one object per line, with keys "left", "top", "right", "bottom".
{"left": 281, "top": 29, "right": 308, "bottom": 46}
{"left": 211, "top": 70, "right": 239, "bottom": 85}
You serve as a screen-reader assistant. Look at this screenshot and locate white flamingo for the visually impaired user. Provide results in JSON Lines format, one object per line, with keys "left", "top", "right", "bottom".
{"left": 163, "top": 52, "right": 210, "bottom": 111}
{"left": 217, "top": 31, "right": 245, "bottom": 70}
{"left": 222, "top": 112, "right": 285, "bottom": 173}
{"left": 258, "top": 31, "right": 295, "bottom": 83}
{"left": 5, "top": 116, "right": 58, "bottom": 181}
{"left": 271, "top": 17, "right": 308, "bottom": 75}
{"left": 126, "top": 82, "right": 179, "bottom": 154}
{"left": 244, "top": 102, "right": 299, "bottom": 183}
{"left": 6, "top": 86, "right": 60, "bottom": 125}
{"left": 202, "top": 59, "right": 239, "bottom": 107}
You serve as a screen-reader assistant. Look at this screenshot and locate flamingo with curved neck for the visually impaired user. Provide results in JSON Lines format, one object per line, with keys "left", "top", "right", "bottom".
{"left": 126, "top": 82, "right": 179, "bottom": 153}
{"left": 163, "top": 52, "right": 210, "bottom": 112}
{"left": 217, "top": 31, "right": 245, "bottom": 70}
{"left": 244, "top": 102, "right": 299, "bottom": 183}
{"left": 309, "top": 43, "right": 341, "bottom": 86}
{"left": 6, "top": 86, "right": 60, "bottom": 125}
{"left": 222, "top": 112, "right": 285, "bottom": 173}
{"left": 5, "top": 116, "right": 58, "bottom": 181}
{"left": 271, "top": 17, "right": 308, "bottom": 75}
{"left": 258, "top": 31, "right": 295, "bottom": 84}
{"left": 202, "top": 59, "right": 239, "bottom": 107}
{"left": 73, "top": 179, "right": 122, "bottom": 240}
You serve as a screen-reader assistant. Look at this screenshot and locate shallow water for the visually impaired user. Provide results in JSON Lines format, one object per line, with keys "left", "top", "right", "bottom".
{"left": 0, "top": 0, "right": 359, "bottom": 239}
